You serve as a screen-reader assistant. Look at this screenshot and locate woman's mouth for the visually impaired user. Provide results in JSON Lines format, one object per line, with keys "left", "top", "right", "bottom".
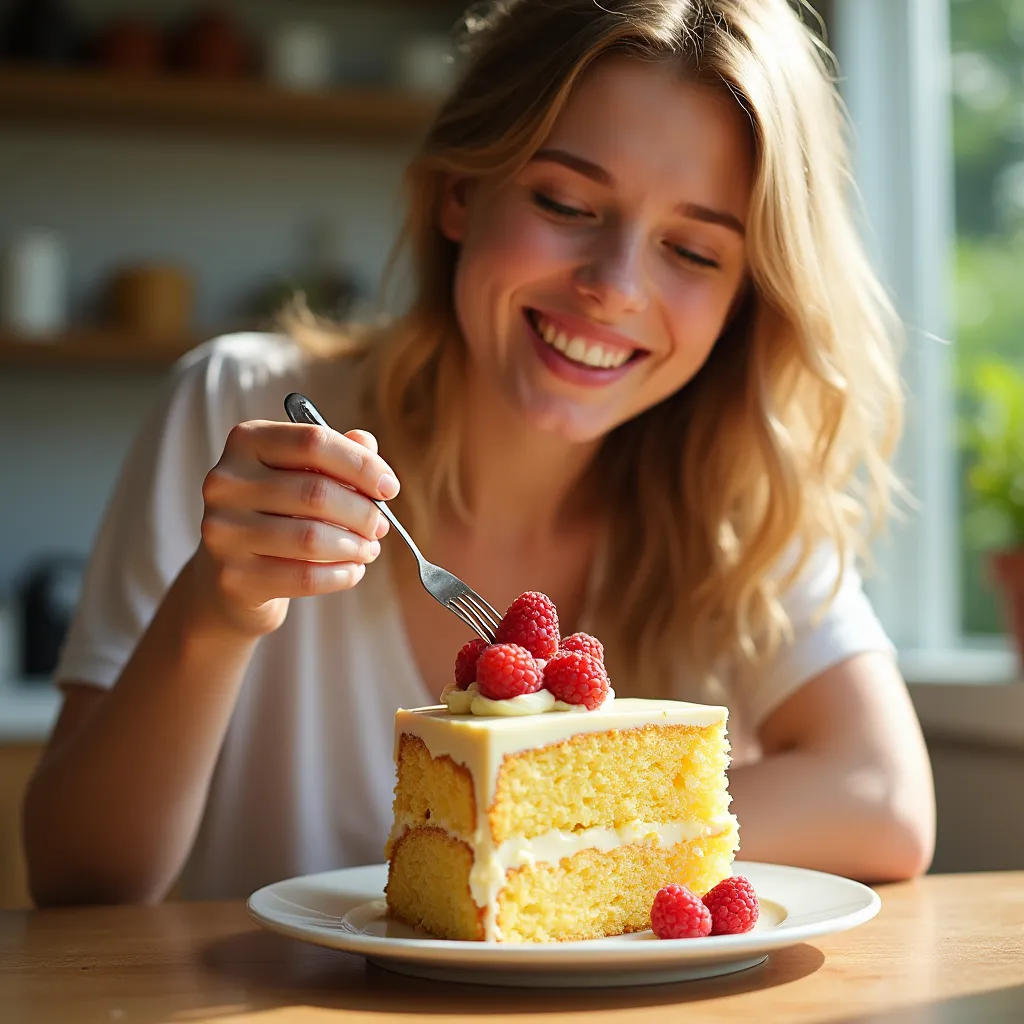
{"left": 524, "top": 308, "right": 647, "bottom": 386}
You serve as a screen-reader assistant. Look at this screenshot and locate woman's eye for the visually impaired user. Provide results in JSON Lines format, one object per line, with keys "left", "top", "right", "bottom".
{"left": 668, "top": 243, "right": 720, "bottom": 270}
{"left": 532, "top": 191, "right": 590, "bottom": 219}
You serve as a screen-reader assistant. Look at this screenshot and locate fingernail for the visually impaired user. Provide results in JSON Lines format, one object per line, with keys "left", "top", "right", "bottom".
{"left": 375, "top": 514, "right": 389, "bottom": 539}
{"left": 378, "top": 473, "right": 399, "bottom": 499}
{"left": 368, "top": 540, "right": 381, "bottom": 560}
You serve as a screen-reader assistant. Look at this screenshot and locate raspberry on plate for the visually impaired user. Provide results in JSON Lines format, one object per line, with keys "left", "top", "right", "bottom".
{"left": 453, "top": 638, "right": 488, "bottom": 689}
{"left": 475, "top": 643, "right": 542, "bottom": 701}
{"left": 702, "top": 875, "right": 760, "bottom": 935}
{"left": 559, "top": 632, "right": 605, "bottom": 662}
{"left": 650, "top": 883, "right": 712, "bottom": 939}
{"left": 494, "top": 591, "right": 560, "bottom": 659}
{"left": 542, "top": 651, "right": 609, "bottom": 710}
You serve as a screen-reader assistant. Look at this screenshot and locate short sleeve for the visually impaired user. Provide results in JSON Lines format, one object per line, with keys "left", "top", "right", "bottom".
{"left": 734, "top": 544, "right": 896, "bottom": 730}
{"left": 54, "top": 340, "right": 252, "bottom": 689}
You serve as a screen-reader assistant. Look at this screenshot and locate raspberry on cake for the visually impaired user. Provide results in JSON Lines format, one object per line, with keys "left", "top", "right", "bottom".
{"left": 475, "top": 643, "right": 542, "bottom": 700}
{"left": 559, "top": 632, "right": 605, "bottom": 662}
{"left": 385, "top": 592, "right": 739, "bottom": 943}
{"left": 454, "top": 638, "right": 488, "bottom": 690}
{"left": 543, "top": 650, "right": 609, "bottom": 710}
{"left": 493, "top": 591, "right": 560, "bottom": 659}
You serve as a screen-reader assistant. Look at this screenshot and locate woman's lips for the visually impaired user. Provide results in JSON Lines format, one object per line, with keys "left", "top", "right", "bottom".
{"left": 523, "top": 309, "right": 647, "bottom": 387}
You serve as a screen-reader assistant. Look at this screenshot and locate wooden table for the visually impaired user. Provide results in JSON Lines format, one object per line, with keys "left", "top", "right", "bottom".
{"left": 2, "top": 872, "right": 1023, "bottom": 1023}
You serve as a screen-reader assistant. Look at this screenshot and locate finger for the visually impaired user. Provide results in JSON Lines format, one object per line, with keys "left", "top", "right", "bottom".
{"left": 229, "top": 421, "right": 400, "bottom": 500}
{"left": 210, "top": 510, "right": 383, "bottom": 563}
{"left": 344, "top": 428, "right": 378, "bottom": 455}
{"left": 229, "top": 470, "right": 385, "bottom": 542}
{"left": 228, "top": 555, "right": 367, "bottom": 601}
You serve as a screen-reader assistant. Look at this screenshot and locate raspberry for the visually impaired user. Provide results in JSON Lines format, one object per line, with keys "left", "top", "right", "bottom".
{"left": 494, "top": 592, "right": 560, "bottom": 659}
{"left": 559, "top": 632, "right": 604, "bottom": 662}
{"left": 702, "top": 876, "right": 759, "bottom": 935}
{"left": 454, "top": 638, "right": 488, "bottom": 689}
{"left": 542, "top": 651, "right": 609, "bottom": 710}
{"left": 650, "top": 883, "right": 712, "bottom": 939}
{"left": 475, "top": 644, "right": 542, "bottom": 701}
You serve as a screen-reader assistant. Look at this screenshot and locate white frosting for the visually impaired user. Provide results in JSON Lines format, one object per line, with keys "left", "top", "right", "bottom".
{"left": 440, "top": 681, "right": 616, "bottom": 717}
{"left": 392, "top": 698, "right": 731, "bottom": 941}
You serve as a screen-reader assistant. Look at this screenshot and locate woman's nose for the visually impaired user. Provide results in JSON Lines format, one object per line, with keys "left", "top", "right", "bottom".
{"left": 571, "top": 229, "right": 649, "bottom": 316}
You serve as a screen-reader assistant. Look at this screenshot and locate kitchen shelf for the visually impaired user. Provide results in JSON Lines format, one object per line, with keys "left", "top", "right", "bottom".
{"left": 0, "top": 328, "right": 205, "bottom": 368}
{"left": 0, "top": 66, "right": 438, "bottom": 143}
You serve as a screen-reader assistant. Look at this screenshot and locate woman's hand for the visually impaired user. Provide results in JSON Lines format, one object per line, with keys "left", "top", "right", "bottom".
{"left": 192, "top": 420, "right": 400, "bottom": 637}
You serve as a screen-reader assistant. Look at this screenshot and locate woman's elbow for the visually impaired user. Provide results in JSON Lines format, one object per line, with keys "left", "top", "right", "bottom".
{"left": 866, "top": 802, "right": 936, "bottom": 883}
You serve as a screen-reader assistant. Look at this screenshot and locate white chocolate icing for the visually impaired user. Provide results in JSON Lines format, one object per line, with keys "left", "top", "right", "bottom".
{"left": 391, "top": 698, "right": 732, "bottom": 940}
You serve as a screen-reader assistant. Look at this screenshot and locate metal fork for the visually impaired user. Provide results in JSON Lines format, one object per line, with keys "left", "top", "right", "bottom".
{"left": 283, "top": 392, "right": 501, "bottom": 643}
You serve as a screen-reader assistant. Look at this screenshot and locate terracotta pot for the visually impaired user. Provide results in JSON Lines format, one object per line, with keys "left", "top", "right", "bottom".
{"left": 989, "top": 549, "right": 1024, "bottom": 667}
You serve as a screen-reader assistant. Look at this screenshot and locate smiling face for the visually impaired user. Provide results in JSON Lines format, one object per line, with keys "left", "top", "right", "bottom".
{"left": 439, "top": 56, "right": 755, "bottom": 443}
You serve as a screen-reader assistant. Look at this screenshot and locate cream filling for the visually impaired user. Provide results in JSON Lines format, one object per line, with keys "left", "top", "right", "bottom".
{"left": 389, "top": 811, "right": 736, "bottom": 941}
{"left": 441, "top": 680, "right": 616, "bottom": 717}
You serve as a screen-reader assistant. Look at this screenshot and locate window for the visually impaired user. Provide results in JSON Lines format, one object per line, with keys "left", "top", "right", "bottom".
{"left": 950, "top": 0, "right": 1024, "bottom": 637}
{"left": 832, "top": 0, "right": 1017, "bottom": 675}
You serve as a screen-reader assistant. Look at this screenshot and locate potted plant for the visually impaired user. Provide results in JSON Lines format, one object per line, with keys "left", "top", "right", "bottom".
{"left": 962, "top": 361, "right": 1024, "bottom": 665}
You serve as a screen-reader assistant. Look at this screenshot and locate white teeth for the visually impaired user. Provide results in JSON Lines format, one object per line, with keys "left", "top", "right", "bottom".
{"left": 533, "top": 313, "right": 634, "bottom": 370}
{"left": 566, "top": 337, "right": 587, "bottom": 361}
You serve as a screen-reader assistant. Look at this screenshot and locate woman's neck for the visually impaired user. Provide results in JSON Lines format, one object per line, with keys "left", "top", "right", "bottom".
{"left": 456, "top": 372, "right": 600, "bottom": 548}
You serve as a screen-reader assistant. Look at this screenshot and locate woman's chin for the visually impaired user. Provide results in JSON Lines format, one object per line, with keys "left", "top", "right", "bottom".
{"left": 515, "top": 394, "right": 617, "bottom": 445}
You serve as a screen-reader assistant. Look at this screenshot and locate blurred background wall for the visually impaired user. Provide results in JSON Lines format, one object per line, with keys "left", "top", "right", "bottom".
{"left": 0, "top": 0, "right": 465, "bottom": 595}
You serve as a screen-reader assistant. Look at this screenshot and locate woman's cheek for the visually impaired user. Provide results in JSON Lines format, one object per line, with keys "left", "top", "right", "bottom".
{"left": 476, "top": 207, "right": 575, "bottom": 274}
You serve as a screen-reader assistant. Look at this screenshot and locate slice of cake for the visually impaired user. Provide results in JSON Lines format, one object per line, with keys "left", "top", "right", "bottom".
{"left": 384, "top": 592, "right": 739, "bottom": 943}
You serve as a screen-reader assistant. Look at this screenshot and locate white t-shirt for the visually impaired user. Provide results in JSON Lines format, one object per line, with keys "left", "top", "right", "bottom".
{"left": 56, "top": 333, "right": 895, "bottom": 900}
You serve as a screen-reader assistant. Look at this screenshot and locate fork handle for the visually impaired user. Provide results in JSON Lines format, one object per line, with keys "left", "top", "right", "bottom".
{"left": 370, "top": 498, "right": 424, "bottom": 563}
{"left": 283, "top": 392, "right": 426, "bottom": 564}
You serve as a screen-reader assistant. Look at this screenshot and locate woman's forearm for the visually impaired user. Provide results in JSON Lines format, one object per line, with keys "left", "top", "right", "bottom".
{"left": 23, "top": 548, "right": 261, "bottom": 907}
{"left": 728, "top": 749, "right": 935, "bottom": 883}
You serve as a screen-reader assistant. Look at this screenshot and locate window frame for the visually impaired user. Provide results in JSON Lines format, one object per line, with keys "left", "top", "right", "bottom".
{"left": 832, "top": 0, "right": 964, "bottom": 655}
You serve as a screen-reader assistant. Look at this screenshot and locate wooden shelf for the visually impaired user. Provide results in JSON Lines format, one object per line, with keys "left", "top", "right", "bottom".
{"left": 0, "top": 328, "right": 205, "bottom": 368}
{"left": 0, "top": 66, "right": 438, "bottom": 142}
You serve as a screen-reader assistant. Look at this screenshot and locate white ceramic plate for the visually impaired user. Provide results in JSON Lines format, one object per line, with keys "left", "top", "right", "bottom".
{"left": 247, "top": 860, "right": 880, "bottom": 988}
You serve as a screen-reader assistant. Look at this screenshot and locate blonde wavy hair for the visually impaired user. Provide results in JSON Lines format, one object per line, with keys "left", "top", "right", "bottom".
{"left": 290, "top": 0, "right": 903, "bottom": 695}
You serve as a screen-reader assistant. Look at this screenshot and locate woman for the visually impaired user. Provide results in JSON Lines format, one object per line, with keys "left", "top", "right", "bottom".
{"left": 24, "top": 0, "right": 935, "bottom": 906}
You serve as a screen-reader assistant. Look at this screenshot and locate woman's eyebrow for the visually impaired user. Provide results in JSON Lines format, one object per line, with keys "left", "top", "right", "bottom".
{"left": 530, "top": 148, "right": 746, "bottom": 237}
{"left": 531, "top": 147, "right": 613, "bottom": 185}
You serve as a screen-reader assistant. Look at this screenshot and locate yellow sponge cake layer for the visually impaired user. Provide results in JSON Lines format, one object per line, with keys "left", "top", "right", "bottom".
{"left": 491, "top": 720, "right": 731, "bottom": 843}
{"left": 385, "top": 697, "right": 738, "bottom": 942}
{"left": 496, "top": 822, "right": 739, "bottom": 942}
{"left": 385, "top": 735, "right": 476, "bottom": 856}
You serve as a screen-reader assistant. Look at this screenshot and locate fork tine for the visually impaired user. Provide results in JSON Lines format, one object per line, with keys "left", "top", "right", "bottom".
{"left": 447, "top": 600, "right": 492, "bottom": 643}
{"left": 450, "top": 595, "right": 497, "bottom": 642}
{"left": 460, "top": 591, "right": 502, "bottom": 633}
{"left": 450, "top": 595, "right": 495, "bottom": 642}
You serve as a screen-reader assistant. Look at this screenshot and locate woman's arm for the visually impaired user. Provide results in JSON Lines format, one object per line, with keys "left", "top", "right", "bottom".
{"left": 22, "top": 549, "right": 263, "bottom": 907}
{"left": 727, "top": 651, "right": 935, "bottom": 883}
{"left": 23, "top": 418, "right": 397, "bottom": 908}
